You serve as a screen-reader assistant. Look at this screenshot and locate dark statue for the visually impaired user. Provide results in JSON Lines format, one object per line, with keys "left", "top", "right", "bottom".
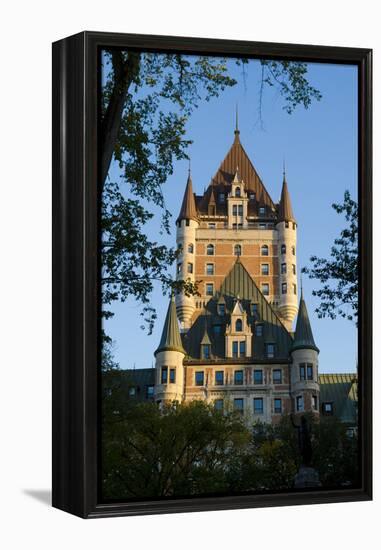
{"left": 291, "top": 414, "right": 312, "bottom": 466}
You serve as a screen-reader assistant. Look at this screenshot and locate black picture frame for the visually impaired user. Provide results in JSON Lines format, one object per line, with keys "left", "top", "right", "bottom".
{"left": 52, "top": 31, "right": 372, "bottom": 519}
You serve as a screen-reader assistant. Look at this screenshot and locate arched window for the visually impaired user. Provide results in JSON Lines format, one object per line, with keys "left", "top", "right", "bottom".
{"left": 235, "top": 319, "right": 243, "bottom": 332}
{"left": 206, "top": 244, "right": 214, "bottom": 256}
{"left": 234, "top": 244, "right": 241, "bottom": 256}
{"left": 281, "top": 244, "right": 286, "bottom": 254}
{"left": 235, "top": 187, "right": 241, "bottom": 197}
{"left": 188, "top": 243, "right": 194, "bottom": 253}
{"left": 261, "top": 245, "right": 269, "bottom": 256}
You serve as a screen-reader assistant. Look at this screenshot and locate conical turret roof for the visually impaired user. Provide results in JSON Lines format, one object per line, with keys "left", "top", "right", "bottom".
{"left": 292, "top": 292, "right": 319, "bottom": 352}
{"left": 154, "top": 296, "right": 185, "bottom": 356}
{"left": 176, "top": 171, "right": 199, "bottom": 224}
{"left": 278, "top": 174, "right": 295, "bottom": 223}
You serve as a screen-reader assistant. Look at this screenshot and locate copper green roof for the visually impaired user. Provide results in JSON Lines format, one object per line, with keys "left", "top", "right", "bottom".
{"left": 318, "top": 373, "right": 358, "bottom": 424}
{"left": 155, "top": 297, "right": 185, "bottom": 356}
{"left": 277, "top": 175, "right": 295, "bottom": 223}
{"left": 292, "top": 293, "right": 319, "bottom": 352}
{"left": 176, "top": 172, "right": 199, "bottom": 224}
{"left": 182, "top": 260, "right": 293, "bottom": 361}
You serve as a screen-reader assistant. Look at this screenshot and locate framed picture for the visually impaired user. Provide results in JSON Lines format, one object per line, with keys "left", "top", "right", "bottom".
{"left": 52, "top": 31, "right": 372, "bottom": 518}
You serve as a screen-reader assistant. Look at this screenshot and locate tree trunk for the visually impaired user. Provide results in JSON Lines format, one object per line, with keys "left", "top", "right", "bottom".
{"left": 100, "top": 51, "right": 141, "bottom": 187}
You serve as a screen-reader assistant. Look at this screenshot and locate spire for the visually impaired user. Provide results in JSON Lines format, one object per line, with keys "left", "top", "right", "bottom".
{"left": 292, "top": 294, "right": 319, "bottom": 353}
{"left": 278, "top": 169, "right": 295, "bottom": 223}
{"left": 176, "top": 169, "right": 199, "bottom": 224}
{"left": 154, "top": 296, "right": 185, "bottom": 356}
{"left": 234, "top": 103, "right": 240, "bottom": 142}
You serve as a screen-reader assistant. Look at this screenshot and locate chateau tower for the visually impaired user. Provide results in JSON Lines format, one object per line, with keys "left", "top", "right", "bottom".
{"left": 290, "top": 289, "right": 320, "bottom": 416}
{"left": 175, "top": 169, "right": 199, "bottom": 328}
{"left": 154, "top": 296, "right": 186, "bottom": 403}
{"left": 276, "top": 171, "right": 298, "bottom": 330}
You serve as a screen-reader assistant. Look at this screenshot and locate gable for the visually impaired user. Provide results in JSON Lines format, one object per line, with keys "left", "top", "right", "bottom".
{"left": 182, "top": 260, "right": 293, "bottom": 361}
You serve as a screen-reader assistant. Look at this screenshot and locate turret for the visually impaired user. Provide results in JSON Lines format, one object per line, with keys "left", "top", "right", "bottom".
{"left": 154, "top": 296, "right": 186, "bottom": 403}
{"left": 290, "top": 290, "right": 320, "bottom": 416}
{"left": 276, "top": 170, "right": 298, "bottom": 329}
{"left": 175, "top": 169, "right": 199, "bottom": 329}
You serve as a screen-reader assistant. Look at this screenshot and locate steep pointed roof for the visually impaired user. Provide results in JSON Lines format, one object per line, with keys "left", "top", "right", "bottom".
{"left": 182, "top": 260, "right": 293, "bottom": 361}
{"left": 277, "top": 173, "right": 296, "bottom": 223}
{"left": 292, "top": 292, "right": 319, "bottom": 352}
{"left": 200, "top": 131, "right": 276, "bottom": 213}
{"left": 154, "top": 296, "right": 185, "bottom": 356}
{"left": 176, "top": 171, "right": 199, "bottom": 224}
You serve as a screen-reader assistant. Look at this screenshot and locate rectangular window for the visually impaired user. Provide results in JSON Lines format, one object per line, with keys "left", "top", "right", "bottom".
{"left": 282, "top": 282, "right": 287, "bottom": 294}
{"left": 234, "top": 398, "right": 244, "bottom": 414}
{"left": 281, "top": 263, "right": 287, "bottom": 274}
{"left": 261, "top": 264, "right": 269, "bottom": 275}
{"left": 177, "top": 263, "right": 182, "bottom": 274}
{"left": 238, "top": 205, "right": 243, "bottom": 216}
{"left": 129, "top": 387, "right": 136, "bottom": 397}
{"left": 232, "top": 341, "right": 238, "bottom": 358}
{"left": 254, "top": 369, "right": 263, "bottom": 385}
{"left": 255, "top": 324, "right": 263, "bottom": 337}
{"left": 292, "top": 264, "right": 296, "bottom": 275}
{"left": 259, "top": 223, "right": 266, "bottom": 229}
{"left": 262, "top": 283, "right": 269, "bottom": 296}
{"left": 217, "top": 303, "right": 225, "bottom": 315}
{"left": 285, "top": 221, "right": 289, "bottom": 228}
{"left": 307, "top": 364, "right": 313, "bottom": 380}
{"left": 312, "top": 395, "right": 318, "bottom": 410}
{"left": 208, "top": 223, "right": 216, "bottom": 229}
{"left": 202, "top": 344, "right": 210, "bottom": 359}
{"left": 232, "top": 223, "right": 237, "bottom": 229}
{"left": 273, "top": 369, "right": 282, "bottom": 384}
{"left": 296, "top": 396, "right": 304, "bottom": 412}
{"left": 323, "top": 402, "right": 333, "bottom": 414}
{"left": 293, "top": 284, "right": 297, "bottom": 295}
{"left": 146, "top": 385, "right": 154, "bottom": 399}
{"left": 251, "top": 303, "right": 259, "bottom": 318}
{"left": 259, "top": 207, "right": 265, "bottom": 216}
{"left": 254, "top": 398, "right": 264, "bottom": 414}
{"left": 215, "top": 371, "right": 224, "bottom": 385}
{"left": 187, "top": 262, "right": 193, "bottom": 274}
{"left": 249, "top": 192, "right": 256, "bottom": 200}
{"left": 169, "top": 368, "right": 176, "bottom": 383}
{"left": 234, "top": 370, "right": 244, "bottom": 385}
{"left": 274, "top": 398, "right": 282, "bottom": 414}
{"left": 300, "top": 364, "right": 306, "bottom": 381}
{"left": 266, "top": 343, "right": 275, "bottom": 358}
{"left": 195, "top": 371, "right": 204, "bottom": 386}
{"left": 206, "top": 263, "right": 214, "bottom": 275}
{"left": 232, "top": 204, "right": 238, "bottom": 215}
{"left": 205, "top": 283, "right": 214, "bottom": 296}
{"left": 218, "top": 193, "right": 225, "bottom": 203}
{"left": 214, "top": 399, "right": 224, "bottom": 411}
{"left": 161, "top": 366, "right": 168, "bottom": 384}
{"left": 239, "top": 341, "right": 246, "bottom": 358}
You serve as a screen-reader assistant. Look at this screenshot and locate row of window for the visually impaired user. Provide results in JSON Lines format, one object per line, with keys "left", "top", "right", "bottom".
{"left": 280, "top": 244, "right": 296, "bottom": 255}
{"left": 179, "top": 262, "right": 297, "bottom": 277}
{"left": 215, "top": 397, "right": 280, "bottom": 415}
{"left": 201, "top": 339, "right": 275, "bottom": 359}
{"left": 203, "top": 244, "right": 294, "bottom": 256}
{"left": 193, "top": 367, "right": 283, "bottom": 387}
{"left": 203, "top": 281, "right": 295, "bottom": 297}
{"left": 216, "top": 302, "right": 260, "bottom": 318}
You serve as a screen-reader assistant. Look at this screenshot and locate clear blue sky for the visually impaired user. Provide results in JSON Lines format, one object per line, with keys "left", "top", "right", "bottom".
{"left": 103, "top": 56, "right": 358, "bottom": 374}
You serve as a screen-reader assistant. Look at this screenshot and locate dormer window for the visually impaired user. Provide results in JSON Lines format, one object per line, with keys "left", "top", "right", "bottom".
{"left": 249, "top": 192, "right": 256, "bottom": 200}
{"left": 217, "top": 303, "right": 225, "bottom": 316}
{"left": 238, "top": 205, "right": 243, "bottom": 216}
{"left": 233, "top": 205, "right": 238, "bottom": 215}
{"left": 266, "top": 343, "right": 276, "bottom": 358}
{"left": 234, "top": 244, "right": 242, "bottom": 256}
{"left": 201, "top": 344, "right": 211, "bottom": 359}
{"left": 218, "top": 192, "right": 225, "bottom": 203}
{"left": 259, "top": 206, "right": 265, "bottom": 216}
{"left": 235, "top": 187, "right": 241, "bottom": 197}
{"left": 250, "top": 303, "right": 259, "bottom": 318}
{"left": 235, "top": 319, "right": 243, "bottom": 332}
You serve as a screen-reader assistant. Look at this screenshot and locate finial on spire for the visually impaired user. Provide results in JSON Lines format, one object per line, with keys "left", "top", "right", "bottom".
{"left": 188, "top": 157, "right": 191, "bottom": 177}
{"left": 283, "top": 158, "right": 286, "bottom": 182}
{"left": 234, "top": 103, "right": 240, "bottom": 140}
{"left": 300, "top": 275, "right": 303, "bottom": 298}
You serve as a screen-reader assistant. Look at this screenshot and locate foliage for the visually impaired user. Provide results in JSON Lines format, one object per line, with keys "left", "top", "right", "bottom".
{"left": 302, "top": 191, "right": 358, "bottom": 323}
{"left": 100, "top": 51, "right": 323, "bottom": 335}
